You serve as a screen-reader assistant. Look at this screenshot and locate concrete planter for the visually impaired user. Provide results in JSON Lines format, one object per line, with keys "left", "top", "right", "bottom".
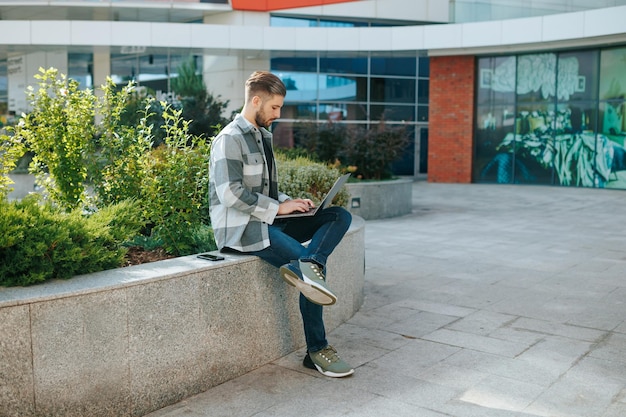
{"left": 345, "top": 177, "right": 413, "bottom": 220}
{"left": 0, "top": 217, "right": 365, "bottom": 417}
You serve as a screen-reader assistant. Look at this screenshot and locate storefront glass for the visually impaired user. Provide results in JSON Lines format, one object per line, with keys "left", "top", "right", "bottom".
{"left": 474, "top": 47, "right": 626, "bottom": 189}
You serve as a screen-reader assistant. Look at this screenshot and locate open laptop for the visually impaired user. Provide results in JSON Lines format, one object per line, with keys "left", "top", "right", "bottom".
{"left": 275, "top": 173, "right": 351, "bottom": 219}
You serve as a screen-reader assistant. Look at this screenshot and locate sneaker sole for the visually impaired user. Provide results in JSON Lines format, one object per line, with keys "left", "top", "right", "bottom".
{"left": 312, "top": 363, "right": 355, "bottom": 378}
{"left": 304, "top": 355, "right": 354, "bottom": 378}
{"left": 280, "top": 266, "right": 337, "bottom": 306}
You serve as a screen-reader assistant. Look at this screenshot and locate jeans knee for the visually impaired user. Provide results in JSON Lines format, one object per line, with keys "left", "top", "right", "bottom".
{"left": 331, "top": 206, "right": 352, "bottom": 226}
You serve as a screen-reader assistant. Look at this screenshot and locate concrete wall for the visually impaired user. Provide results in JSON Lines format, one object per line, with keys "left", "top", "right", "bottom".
{"left": 346, "top": 178, "right": 413, "bottom": 220}
{"left": 0, "top": 217, "right": 365, "bottom": 417}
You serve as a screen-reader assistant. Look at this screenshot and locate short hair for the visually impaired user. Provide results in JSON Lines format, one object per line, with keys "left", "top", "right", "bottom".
{"left": 245, "top": 71, "right": 286, "bottom": 102}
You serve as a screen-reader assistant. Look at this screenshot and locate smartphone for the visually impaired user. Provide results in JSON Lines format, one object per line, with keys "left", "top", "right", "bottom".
{"left": 197, "top": 253, "right": 225, "bottom": 261}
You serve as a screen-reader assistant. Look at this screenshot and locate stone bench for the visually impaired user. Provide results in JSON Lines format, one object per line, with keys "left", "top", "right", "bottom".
{"left": 0, "top": 217, "right": 365, "bottom": 417}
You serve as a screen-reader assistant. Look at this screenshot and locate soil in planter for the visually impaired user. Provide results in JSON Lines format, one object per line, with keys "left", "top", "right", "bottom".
{"left": 123, "top": 246, "right": 175, "bottom": 266}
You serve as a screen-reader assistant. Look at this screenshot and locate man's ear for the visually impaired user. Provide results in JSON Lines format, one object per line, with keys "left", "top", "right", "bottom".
{"left": 251, "top": 95, "right": 262, "bottom": 108}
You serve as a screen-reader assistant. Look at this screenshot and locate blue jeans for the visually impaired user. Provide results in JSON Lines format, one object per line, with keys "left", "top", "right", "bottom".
{"left": 249, "top": 206, "right": 352, "bottom": 352}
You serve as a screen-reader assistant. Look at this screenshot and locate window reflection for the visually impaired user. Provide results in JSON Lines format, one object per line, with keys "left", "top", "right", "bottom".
{"left": 475, "top": 47, "right": 626, "bottom": 189}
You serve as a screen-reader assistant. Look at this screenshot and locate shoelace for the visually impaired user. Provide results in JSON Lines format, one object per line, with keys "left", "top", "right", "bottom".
{"left": 317, "top": 346, "right": 340, "bottom": 363}
{"left": 309, "top": 263, "right": 325, "bottom": 280}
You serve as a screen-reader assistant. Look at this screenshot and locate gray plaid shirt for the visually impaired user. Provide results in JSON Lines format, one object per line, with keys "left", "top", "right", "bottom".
{"left": 209, "top": 114, "right": 290, "bottom": 252}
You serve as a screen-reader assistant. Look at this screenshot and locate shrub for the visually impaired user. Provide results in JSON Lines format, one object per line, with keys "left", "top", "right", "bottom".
{"left": 292, "top": 119, "right": 410, "bottom": 180}
{"left": 293, "top": 121, "right": 346, "bottom": 164}
{"left": 13, "top": 68, "right": 96, "bottom": 211}
{"left": 90, "top": 79, "right": 154, "bottom": 206}
{"left": 341, "top": 120, "right": 411, "bottom": 180}
{"left": 0, "top": 196, "right": 143, "bottom": 286}
{"left": 140, "top": 104, "right": 212, "bottom": 256}
{"left": 276, "top": 151, "right": 349, "bottom": 208}
{"left": 0, "top": 130, "right": 25, "bottom": 199}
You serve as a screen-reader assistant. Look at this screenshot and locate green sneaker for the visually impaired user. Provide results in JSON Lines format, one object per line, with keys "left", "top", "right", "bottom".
{"left": 279, "top": 262, "right": 337, "bottom": 306}
{"left": 304, "top": 345, "right": 354, "bottom": 378}
{"left": 298, "top": 260, "right": 337, "bottom": 305}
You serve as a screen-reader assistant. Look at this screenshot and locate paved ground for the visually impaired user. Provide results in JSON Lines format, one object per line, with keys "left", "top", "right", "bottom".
{"left": 10, "top": 176, "right": 626, "bottom": 416}
{"left": 144, "top": 180, "right": 626, "bottom": 417}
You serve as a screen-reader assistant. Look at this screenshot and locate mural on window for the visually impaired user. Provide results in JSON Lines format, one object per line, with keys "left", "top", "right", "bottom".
{"left": 475, "top": 47, "right": 626, "bottom": 189}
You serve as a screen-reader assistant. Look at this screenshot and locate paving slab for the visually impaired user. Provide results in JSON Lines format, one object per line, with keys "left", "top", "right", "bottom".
{"left": 146, "top": 181, "right": 626, "bottom": 417}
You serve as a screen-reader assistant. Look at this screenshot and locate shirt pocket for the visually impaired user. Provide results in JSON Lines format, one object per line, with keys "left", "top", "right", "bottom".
{"left": 242, "top": 153, "right": 264, "bottom": 189}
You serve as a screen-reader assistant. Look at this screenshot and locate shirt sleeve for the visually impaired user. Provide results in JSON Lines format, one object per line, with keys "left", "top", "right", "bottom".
{"left": 210, "top": 132, "right": 279, "bottom": 223}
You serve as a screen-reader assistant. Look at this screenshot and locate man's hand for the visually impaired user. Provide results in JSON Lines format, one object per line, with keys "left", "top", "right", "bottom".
{"left": 278, "top": 198, "right": 315, "bottom": 215}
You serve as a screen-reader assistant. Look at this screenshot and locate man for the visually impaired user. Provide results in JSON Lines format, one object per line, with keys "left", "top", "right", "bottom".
{"left": 209, "top": 71, "right": 354, "bottom": 378}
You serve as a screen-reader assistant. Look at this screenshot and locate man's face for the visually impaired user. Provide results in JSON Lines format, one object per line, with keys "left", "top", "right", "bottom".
{"left": 254, "top": 94, "right": 284, "bottom": 129}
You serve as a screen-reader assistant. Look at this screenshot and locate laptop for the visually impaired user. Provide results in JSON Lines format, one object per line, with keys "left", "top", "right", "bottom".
{"left": 275, "top": 173, "right": 351, "bottom": 219}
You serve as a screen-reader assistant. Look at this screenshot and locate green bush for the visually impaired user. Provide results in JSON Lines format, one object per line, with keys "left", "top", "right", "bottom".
{"left": 13, "top": 68, "right": 96, "bottom": 211}
{"left": 341, "top": 121, "right": 411, "bottom": 180}
{"left": 0, "top": 131, "right": 25, "bottom": 199}
{"left": 292, "top": 119, "right": 410, "bottom": 180}
{"left": 276, "top": 152, "right": 349, "bottom": 208}
{"left": 90, "top": 79, "right": 154, "bottom": 206}
{"left": 292, "top": 122, "right": 346, "bottom": 164}
{"left": 140, "top": 105, "right": 212, "bottom": 256}
{"left": 0, "top": 196, "right": 143, "bottom": 286}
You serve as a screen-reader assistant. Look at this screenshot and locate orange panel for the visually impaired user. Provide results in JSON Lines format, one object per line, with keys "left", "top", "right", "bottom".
{"left": 232, "top": 0, "right": 358, "bottom": 12}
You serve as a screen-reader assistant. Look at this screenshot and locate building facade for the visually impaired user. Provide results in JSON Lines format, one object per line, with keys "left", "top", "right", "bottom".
{"left": 1, "top": 0, "right": 625, "bottom": 187}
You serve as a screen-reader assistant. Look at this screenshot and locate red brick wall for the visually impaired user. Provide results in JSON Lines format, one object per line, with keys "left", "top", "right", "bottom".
{"left": 428, "top": 55, "right": 476, "bottom": 183}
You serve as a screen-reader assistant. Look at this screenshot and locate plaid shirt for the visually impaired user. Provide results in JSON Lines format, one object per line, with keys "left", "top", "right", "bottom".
{"left": 209, "top": 114, "right": 290, "bottom": 252}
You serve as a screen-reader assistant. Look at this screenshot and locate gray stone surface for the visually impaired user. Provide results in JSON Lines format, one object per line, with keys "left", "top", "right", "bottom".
{"left": 0, "top": 215, "right": 364, "bottom": 417}
{"left": 346, "top": 177, "right": 412, "bottom": 220}
{"left": 0, "top": 305, "right": 34, "bottom": 416}
{"left": 146, "top": 181, "right": 626, "bottom": 417}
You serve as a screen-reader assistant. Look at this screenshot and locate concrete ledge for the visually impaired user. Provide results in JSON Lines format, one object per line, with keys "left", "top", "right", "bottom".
{"left": 346, "top": 178, "right": 413, "bottom": 220}
{"left": 0, "top": 217, "right": 365, "bottom": 417}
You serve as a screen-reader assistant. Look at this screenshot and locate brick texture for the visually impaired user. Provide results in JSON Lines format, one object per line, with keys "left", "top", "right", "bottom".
{"left": 428, "top": 56, "right": 476, "bottom": 183}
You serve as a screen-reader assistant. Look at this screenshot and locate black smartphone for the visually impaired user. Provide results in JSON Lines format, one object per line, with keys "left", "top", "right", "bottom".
{"left": 197, "top": 253, "right": 225, "bottom": 261}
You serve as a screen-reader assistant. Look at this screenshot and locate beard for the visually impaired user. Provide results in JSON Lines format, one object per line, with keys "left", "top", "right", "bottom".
{"left": 255, "top": 109, "right": 273, "bottom": 129}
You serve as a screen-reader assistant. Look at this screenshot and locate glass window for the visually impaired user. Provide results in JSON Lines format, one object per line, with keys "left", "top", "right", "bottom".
{"left": 418, "top": 79, "right": 429, "bottom": 104}
{"left": 278, "top": 72, "right": 319, "bottom": 102}
{"left": 418, "top": 57, "right": 430, "bottom": 78}
{"left": 476, "top": 56, "right": 516, "bottom": 106}
{"left": 474, "top": 104, "right": 516, "bottom": 183}
{"left": 417, "top": 105, "right": 428, "bottom": 122}
{"left": 371, "top": 57, "right": 416, "bottom": 77}
{"left": 600, "top": 47, "right": 626, "bottom": 100}
{"left": 138, "top": 54, "right": 169, "bottom": 94}
{"left": 516, "top": 53, "right": 557, "bottom": 103}
{"left": 550, "top": 102, "right": 599, "bottom": 187}
{"left": 557, "top": 50, "right": 599, "bottom": 102}
{"left": 68, "top": 53, "right": 93, "bottom": 90}
{"left": 280, "top": 103, "right": 317, "bottom": 120}
{"left": 111, "top": 55, "right": 138, "bottom": 84}
{"left": 319, "top": 20, "right": 368, "bottom": 27}
{"left": 320, "top": 57, "right": 367, "bottom": 75}
{"left": 600, "top": 100, "right": 626, "bottom": 189}
{"left": 271, "top": 57, "right": 317, "bottom": 72}
{"left": 370, "top": 104, "right": 415, "bottom": 122}
{"left": 270, "top": 16, "right": 317, "bottom": 27}
{"left": 319, "top": 75, "right": 366, "bottom": 101}
{"left": 370, "top": 78, "right": 415, "bottom": 103}
{"left": 318, "top": 102, "right": 368, "bottom": 121}
{"left": 600, "top": 100, "right": 625, "bottom": 137}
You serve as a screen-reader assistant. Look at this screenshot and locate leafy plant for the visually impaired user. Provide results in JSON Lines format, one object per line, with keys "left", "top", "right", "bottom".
{"left": 292, "top": 118, "right": 410, "bottom": 180}
{"left": 171, "top": 56, "right": 230, "bottom": 139}
{"left": 276, "top": 151, "right": 349, "bottom": 208}
{"left": 91, "top": 79, "right": 154, "bottom": 206}
{"left": 140, "top": 103, "right": 212, "bottom": 256}
{"left": 293, "top": 121, "right": 347, "bottom": 164}
{"left": 0, "top": 130, "right": 25, "bottom": 199}
{"left": 0, "top": 196, "right": 143, "bottom": 286}
{"left": 13, "top": 68, "right": 96, "bottom": 211}
{"left": 341, "top": 120, "right": 410, "bottom": 180}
